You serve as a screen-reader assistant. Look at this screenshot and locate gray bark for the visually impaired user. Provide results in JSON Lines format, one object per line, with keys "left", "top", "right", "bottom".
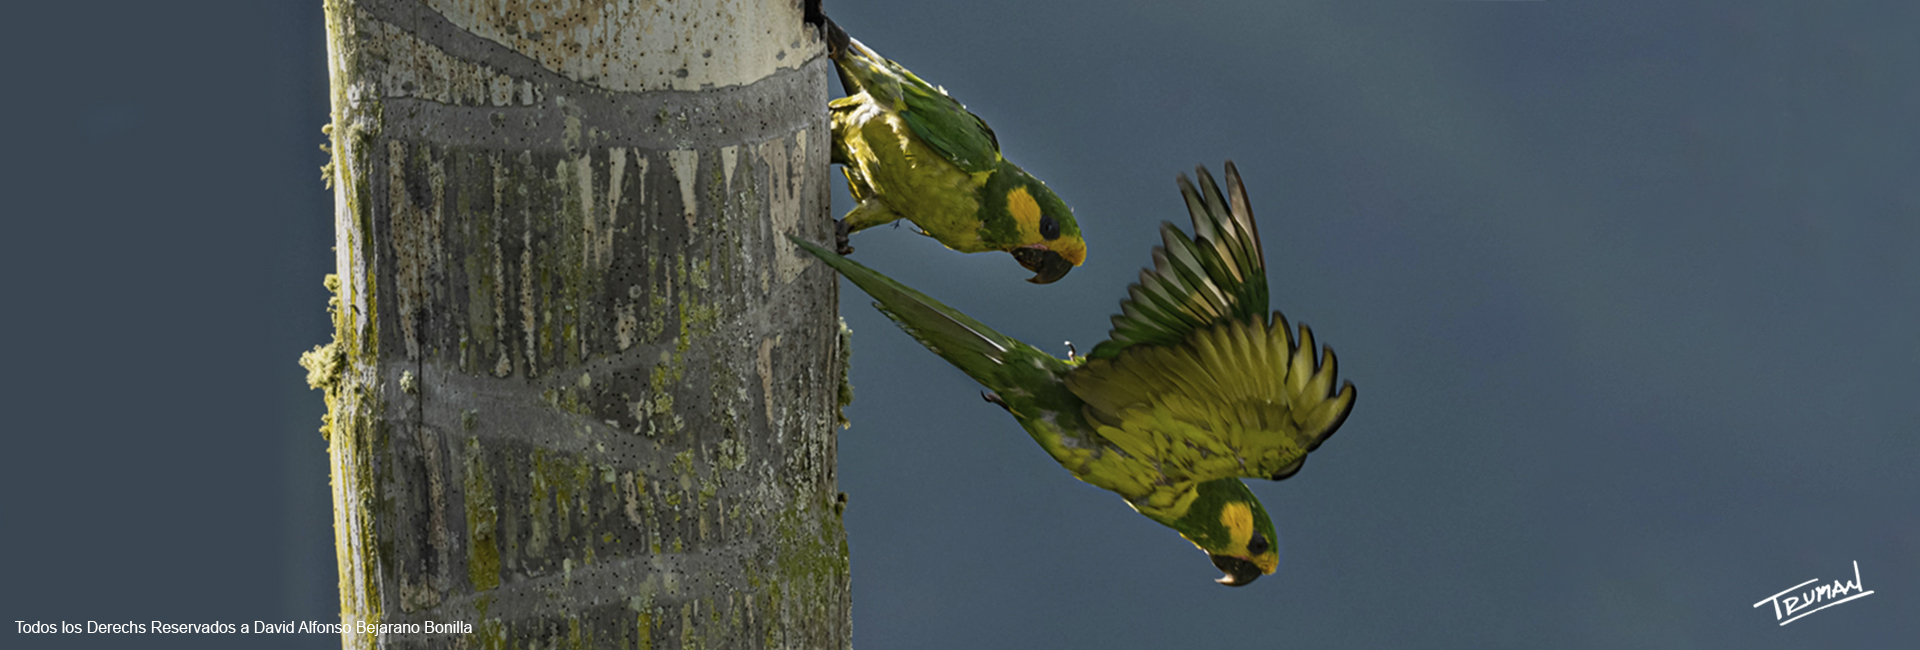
{"left": 306, "top": 1, "right": 850, "bottom": 647}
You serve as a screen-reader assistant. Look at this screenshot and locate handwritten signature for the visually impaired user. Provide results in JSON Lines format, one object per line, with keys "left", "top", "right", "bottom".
{"left": 1752, "top": 561, "right": 1875, "bottom": 626}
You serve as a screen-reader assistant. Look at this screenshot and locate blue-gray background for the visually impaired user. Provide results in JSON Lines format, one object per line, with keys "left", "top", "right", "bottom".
{"left": 3, "top": 1, "right": 1912, "bottom": 648}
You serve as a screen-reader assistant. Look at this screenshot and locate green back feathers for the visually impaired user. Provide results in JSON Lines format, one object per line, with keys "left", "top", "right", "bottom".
{"left": 900, "top": 91, "right": 1001, "bottom": 174}
{"left": 835, "top": 37, "right": 1002, "bottom": 174}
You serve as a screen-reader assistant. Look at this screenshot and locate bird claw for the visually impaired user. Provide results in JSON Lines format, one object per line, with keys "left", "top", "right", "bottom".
{"left": 834, "top": 219, "right": 854, "bottom": 255}
{"left": 981, "top": 391, "right": 1010, "bottom": 412}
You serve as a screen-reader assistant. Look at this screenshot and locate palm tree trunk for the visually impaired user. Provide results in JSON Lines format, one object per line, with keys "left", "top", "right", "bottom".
{"left": 305, "top": 1, "right": 850, "bottom": 647}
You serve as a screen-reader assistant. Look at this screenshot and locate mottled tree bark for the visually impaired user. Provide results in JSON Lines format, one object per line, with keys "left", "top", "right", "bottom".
{"left": 305, "top": 1, "right": 849, "bottom": 648}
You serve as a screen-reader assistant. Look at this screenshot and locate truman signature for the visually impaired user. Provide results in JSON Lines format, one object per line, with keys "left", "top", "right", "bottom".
{"left": 1752, "top": 561, "right": 1874, "bottom": 626}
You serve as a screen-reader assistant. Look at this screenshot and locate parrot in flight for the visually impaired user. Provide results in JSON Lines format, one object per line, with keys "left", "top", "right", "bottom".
{"left": 792, "top": 162, "right": 1356, "bottom": 585}
{"left": 823, "top": 20, "right": 1086, "bottom": 284}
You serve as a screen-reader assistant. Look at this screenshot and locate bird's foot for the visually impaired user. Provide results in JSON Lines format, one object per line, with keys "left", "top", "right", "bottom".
{"left": 981, "top": 391, "right": 1010, "bottom": 412}
{"left": 835, "top": 219, "right": 854, "bottom": 255}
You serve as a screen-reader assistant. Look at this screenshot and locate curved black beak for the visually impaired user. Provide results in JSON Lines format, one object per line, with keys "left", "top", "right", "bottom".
{"left": 1010, "top": 247, "right": 1073, "bottom": 284}
{"left": 1209, "top": 553, "right": 1262, "bottom": 587}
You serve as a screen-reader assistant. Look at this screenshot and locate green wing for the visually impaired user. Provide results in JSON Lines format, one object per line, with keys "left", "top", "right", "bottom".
{"left": 898, "top": 81, "right": 1001, "bottom": 174}
{"left": 1088, "top": 162, "right": 1267, "bottom": 359}
{"left": 838, "top": 38, "right": 1002, "bottom": 174}
{"left": 1067, "top": 162, "right": 1354, "bottom": 484}
{"left": 1066, "top": 316, "right": 1353, "bottom": 483}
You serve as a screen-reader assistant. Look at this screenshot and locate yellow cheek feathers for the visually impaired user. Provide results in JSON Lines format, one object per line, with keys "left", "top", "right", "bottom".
{"left": 1220, "top": 502, "right": 1254, "bottom": 549}
{"left": 1007, "top": 186, "right": 1043, "bottom": 235}
{"left": 1220, "top": 502, "right": 1278, "bottom": 574}
{"left": 1005, "top": 186, "right": 1087, "bottom": 266}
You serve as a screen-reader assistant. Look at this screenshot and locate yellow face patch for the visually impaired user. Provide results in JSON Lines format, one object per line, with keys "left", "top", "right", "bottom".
{"left": 1220, "top": 501, "right": 1278, "bottom": 574}
{"left": 1007, "top": 185, "right": 1043, "bottom": 237}
{"left": 1004, "top": 185, "right": 1086, "bottom": 266}
{"left": 1219, "top": 502, "right": 1255, "bottom": 550}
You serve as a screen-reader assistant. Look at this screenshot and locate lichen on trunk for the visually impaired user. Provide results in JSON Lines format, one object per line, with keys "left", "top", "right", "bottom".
{"left": 308, "top": 1, "right": 850, "bottom": 647}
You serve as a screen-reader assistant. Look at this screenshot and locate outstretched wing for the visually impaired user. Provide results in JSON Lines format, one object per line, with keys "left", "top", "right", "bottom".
{"left": 1066, "top": 316, "right": 1354, "bottom": 484}
{"left": 1067, "top": 162, "right": 1354, "bottom": 485}
{"left": 1088, "top": 162, "right": 1266, "bottom": 359}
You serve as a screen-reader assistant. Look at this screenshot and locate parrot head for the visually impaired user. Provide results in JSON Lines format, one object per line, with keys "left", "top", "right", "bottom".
{"left": 982, "top": 165, "right": 1085, "bottom": 284}
{"left": 1164, "top": 478, "right": 1280, "bottom": 587}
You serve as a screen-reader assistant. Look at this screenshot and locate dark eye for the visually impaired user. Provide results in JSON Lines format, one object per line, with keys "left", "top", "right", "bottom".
{"left": 1039, "top": 215, "right": 1061, "bottom": 240}
{"left": 1247, "top": 531, "right": 1270, "bottom": 555}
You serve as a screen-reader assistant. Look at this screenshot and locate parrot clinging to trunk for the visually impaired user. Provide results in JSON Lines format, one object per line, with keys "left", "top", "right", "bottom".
{"left": 824, "top": 19, "right": 1086, "bottom": 284}
{"left": 793, "top": 162, "right": 1356, "bottom": 585}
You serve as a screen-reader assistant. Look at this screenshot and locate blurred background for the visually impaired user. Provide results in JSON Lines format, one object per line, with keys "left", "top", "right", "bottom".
{"left": 3, "top": 1, "right": 1913, "bottom": 648}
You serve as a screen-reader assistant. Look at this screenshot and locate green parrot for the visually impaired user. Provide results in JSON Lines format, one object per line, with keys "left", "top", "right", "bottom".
{"left": 793, "top": 162, "right": 1356, "bottom": 585}
{"left": 824, "top": 20, "right": 1086, "bottom": 284}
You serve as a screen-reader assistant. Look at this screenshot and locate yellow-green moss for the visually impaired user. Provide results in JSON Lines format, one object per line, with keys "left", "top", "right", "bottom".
{"left": 319, "top": 123, "right": 336, "bottom": 188}
{"left": 643, "top": 293, "right": 667, "bottom": 341}
{"left": 317, "top": 3, "right": 390, "bottom": 644}
{"left": 835, "top": 317, "right": 854, "bottom": 429}
{"left": 527, "top": 449, "right": 554, "bottom": 556}
{"left": 526, "top": 448, "right": 600, "bottom": 562}
{"left": 299, "top": 276, "right": 350, "bottom": 440}
{"left": 715, "top": 438, "right": 746, "bottom": 471}
{"left": 476, "top": 617, "right": 507, "bottom": 650}
{"left": 670, "top": 449, "right": 695, "bottom": 479}
{"left": 463, "top": 437, "right": 501, "bottom": 592}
